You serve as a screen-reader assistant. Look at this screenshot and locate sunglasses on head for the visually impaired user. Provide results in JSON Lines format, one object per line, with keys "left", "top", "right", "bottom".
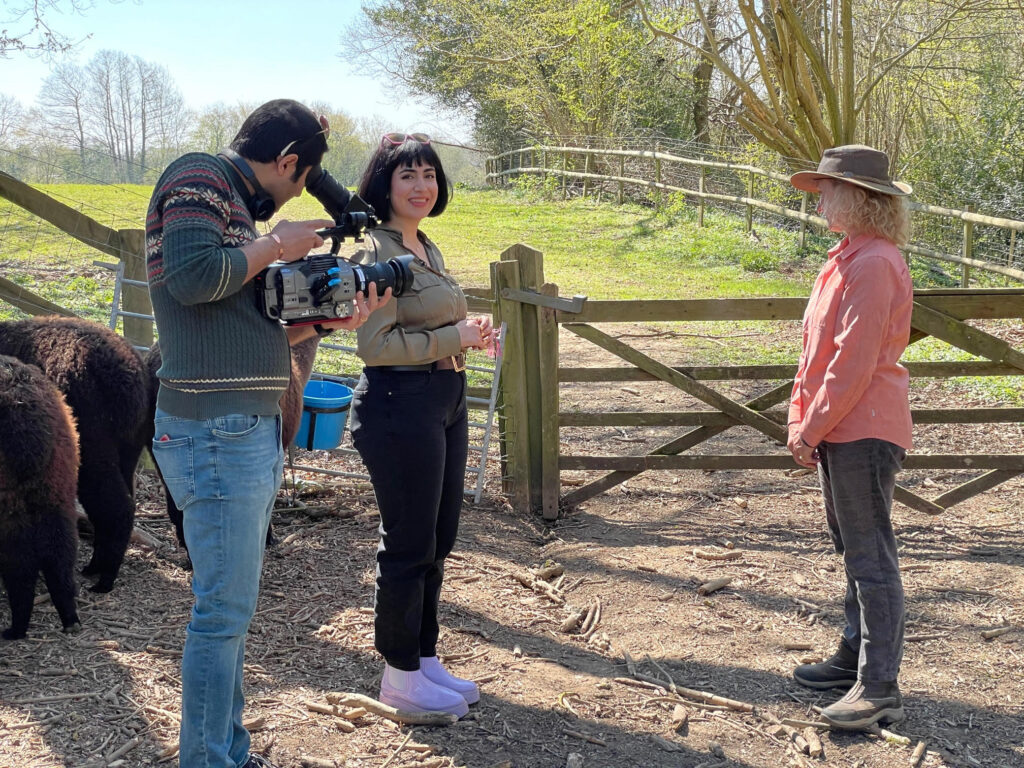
{"left": 278, "top": 114, "right": 331, "bottom": 158}
{"left": 381, "top": 132, "right": 431, "bottom": 147}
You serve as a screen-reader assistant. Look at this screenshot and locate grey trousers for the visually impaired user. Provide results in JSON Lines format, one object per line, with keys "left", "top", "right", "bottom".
{"left": 818, "top": 438, "right": 906, "bottom": 683}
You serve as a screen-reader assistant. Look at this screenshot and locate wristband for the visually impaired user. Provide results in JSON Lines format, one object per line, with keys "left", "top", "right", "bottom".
{"left": 313, "top": 323, "right": 335, "bottom": 338}
{"left": 268, "top": 232, "right": 284, "bottom": 258}
{"left": 800, "top": 437, "right": 814, "bottom": 449}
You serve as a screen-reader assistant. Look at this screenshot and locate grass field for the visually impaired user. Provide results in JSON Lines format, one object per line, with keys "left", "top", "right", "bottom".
{"left": 1, "top": 181, "right": 1019, "bottom": 398}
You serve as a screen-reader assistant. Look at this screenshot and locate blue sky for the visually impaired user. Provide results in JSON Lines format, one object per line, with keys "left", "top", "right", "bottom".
{"left": 0, "top": 0, "right": 471, "bottom": 140}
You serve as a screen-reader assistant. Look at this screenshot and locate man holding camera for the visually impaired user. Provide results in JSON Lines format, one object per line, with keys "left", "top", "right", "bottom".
{"left": 147, "top": 99, "right": 383, "bottom": 768}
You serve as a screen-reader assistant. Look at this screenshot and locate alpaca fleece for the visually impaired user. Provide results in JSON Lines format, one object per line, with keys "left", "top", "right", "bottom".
{"left": 0, "top": 355, "right": 81, "bottom": 639}
{"left": 146, "top": 334, "right": 322, "bottom": 551}
{"left": 0, "top": 317, "right": 151, "bottom": 592}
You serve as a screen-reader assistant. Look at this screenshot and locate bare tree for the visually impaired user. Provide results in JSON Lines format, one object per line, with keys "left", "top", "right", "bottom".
{"left": 636, "top": 0, "right": 997, "bottom": 162}
{"left": 38, "top": 62, "right": 90, "bottom": 173}
{"left": 0, "top": 0, "right": 111, "bottom": 58}
{"left": 0, "top": 93, "right": 25, "bottom": 145}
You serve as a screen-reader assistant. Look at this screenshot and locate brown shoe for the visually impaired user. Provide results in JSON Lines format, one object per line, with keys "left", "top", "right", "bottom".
{"left": 819, "top": 681, "right": 904, "bottom": 730}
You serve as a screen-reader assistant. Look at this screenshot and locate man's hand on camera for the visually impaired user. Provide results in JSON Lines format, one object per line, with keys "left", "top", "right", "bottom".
{"left": 270, "top": 219, "right": 335, "bottom": 262}
{"left": 319, "top": 283, "right": 392, "bottom": 332}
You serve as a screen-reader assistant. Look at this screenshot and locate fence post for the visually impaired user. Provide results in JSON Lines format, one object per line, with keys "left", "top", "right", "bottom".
{"left": 1010, "top": 230, "right": 1018, "bottom": 267}
{"left": 654, "top": 143, "right": 662, "bottom": 209}
{"left": 962, "top": 204, "right": 974, "bottom": 287}
{"left": 492, "top": 256, "right": 532, "bottom": 512}
{"left": 746, "top": 170, "right": 754, "bottom": 233}
{"left": 118, "top": 229, "right": 153, "bottom": 349}
{"left": 618, "top": 154, "right": 624, "bottom": 205}
{"left": 537, "top": 282, "right": 560, "bottom": 519}
{"left": 562, "top": 150, "right": 568, "bottom": 200}
{"left": 799, "top": 191, "right": 809, "bottom": 250}
{"left": 583, "top": 150, "right": 592, "bottom": 199}
{"left": 698, "top": 166, "right": 706, "bottom": 228}
{"left": 541, "top": 148, "right": 547, "bottom": 190}
{"left": 504, "top": 244, "right": 547, "bottom": 514}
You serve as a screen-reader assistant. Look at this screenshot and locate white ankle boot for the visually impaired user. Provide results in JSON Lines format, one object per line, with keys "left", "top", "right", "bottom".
{"left": 379, "top": 664, "right": 469, "bottom": 717}
{"left": 420, "top": 656, "right": 480, "bottom": 705}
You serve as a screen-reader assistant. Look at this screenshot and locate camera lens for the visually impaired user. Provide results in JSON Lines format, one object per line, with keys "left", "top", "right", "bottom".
{"left": 305, "top": 166, "right": 352, "bottom": 221}
{"left": 352, "top": 254, "right": 415, "bottom": 298}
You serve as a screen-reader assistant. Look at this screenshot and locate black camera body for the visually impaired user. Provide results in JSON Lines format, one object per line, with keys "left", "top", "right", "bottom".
{"left": 256, "top": 252, "right": 415, "bottom": 324}
{"left": 256, "top": 168, "right": 414, "bottom": 325}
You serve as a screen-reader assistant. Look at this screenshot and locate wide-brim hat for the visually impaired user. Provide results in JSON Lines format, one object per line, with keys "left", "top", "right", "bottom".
{"left": 790, "top": 144, "right": 911, "bottom": 196}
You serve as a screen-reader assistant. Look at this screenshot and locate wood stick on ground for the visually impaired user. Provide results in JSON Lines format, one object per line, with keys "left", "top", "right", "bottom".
{"left": 578, "top": 600, "right": 598, "bottom": 636}
{"left": 781, "top": 718, "right": 829, "bottom": 730}
{"left": 304, "top": 702, "right": 356, "bottom": 732}
{"left": 559, "top": 609, "right": 584, "bottom": 634}
{"left": 324, "top": 692, "right": 457, "bottom": 726}
{"left": 782, "top": 642, "right": 815, "bottom": 651}
{"left": 910, "top": 740, "right": 928, "bottom": 768}
{"left": 299, "top": 758, "right": 336, "bottom": 768}
{"left": 380, "top": 731, "right": 413, "bottom": 768}
{"left": 582, "top": 597, "right": 603, "bottom": 641}
{"left": 633, "top": 670, "right": 755, "bottom": 713}
{"left": 981, "top": 625, "right": 1012, "bottom": 639}
{"left": 866, "top": 724, "right": 912, "bottom": 745}
{"left": 510, "top": 570, "right": 565, "bottom": 605}
{"left": 905, "top": 633, "right": 947, "bottom": 642}
{"left": 693, "top": 548, "right": 744, "bottom": 561}
{"left": 697, "top": 577, "right": 733, "bottom": 596}
{"left": 622, "top": 648, "right": 638, "bottom": 677}
{"left": 563, "top": 728, "right": 607, "bottom": 746}
{"left": 802, "top": 726, "right": 824, "bottom": 758}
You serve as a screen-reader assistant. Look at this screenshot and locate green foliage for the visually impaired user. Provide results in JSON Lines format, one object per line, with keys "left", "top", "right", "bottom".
{"left": 352, "top": 0, "right": 698, "bottom": 149}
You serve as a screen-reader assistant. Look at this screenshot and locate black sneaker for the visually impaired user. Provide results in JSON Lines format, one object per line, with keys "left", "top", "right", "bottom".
{"left": 820, "top": 680, "right": 904, "bottom": 730}
{"left": 244, "top": 753, "right": 281, "bottom": 768}
{"left": 794, "top": 639, "right": 859, "bottom": 690}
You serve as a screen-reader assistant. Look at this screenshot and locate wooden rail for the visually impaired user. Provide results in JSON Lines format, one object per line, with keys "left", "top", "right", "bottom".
{"left": 486, "top": 145, "right": 1024, "bottom": 284}
{"left": 0, "top": 171, "right": 153, "bottom": 348}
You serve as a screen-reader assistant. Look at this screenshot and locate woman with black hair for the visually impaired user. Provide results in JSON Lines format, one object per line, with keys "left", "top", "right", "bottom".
{"left": 349, "top": 133, "right": 493, "bottom": 717}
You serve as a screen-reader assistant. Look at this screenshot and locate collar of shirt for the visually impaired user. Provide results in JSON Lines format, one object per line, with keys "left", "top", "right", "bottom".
{"left": 828, "top": 232, "right": 877, "bottom": 262}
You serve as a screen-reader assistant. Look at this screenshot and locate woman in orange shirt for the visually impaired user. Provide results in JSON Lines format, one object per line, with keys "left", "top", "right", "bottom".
{"left": 787, "top": 145, "right": 913, "bottom": 730}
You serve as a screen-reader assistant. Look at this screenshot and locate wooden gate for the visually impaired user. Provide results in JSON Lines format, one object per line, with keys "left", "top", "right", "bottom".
{"left": 491, "top": 244, "right": 1024, "bottom": 520}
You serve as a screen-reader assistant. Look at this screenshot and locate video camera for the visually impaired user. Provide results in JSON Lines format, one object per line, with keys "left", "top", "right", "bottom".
{"left": 256, "top": 166, "right": 414, "bottom": 325}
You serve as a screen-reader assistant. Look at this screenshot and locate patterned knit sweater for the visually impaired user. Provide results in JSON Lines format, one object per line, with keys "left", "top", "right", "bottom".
{"left": 146, "top": 152, "right": 289, "bottom": 420}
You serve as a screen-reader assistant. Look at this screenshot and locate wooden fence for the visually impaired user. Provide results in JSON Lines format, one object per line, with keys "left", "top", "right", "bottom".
{"left": 5, "top": 173, "right": 1024, "bottom": 522}
{"left": 485, "top": 145, "right": 1024, "bottom": 286}
{"left": 0, "top": 170, "right": 152, "bottom": 348}
{"left": 490, "top": 244, "right": 1024, "bottom": 520}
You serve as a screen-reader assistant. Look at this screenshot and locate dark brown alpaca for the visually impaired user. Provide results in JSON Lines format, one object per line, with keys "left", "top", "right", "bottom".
{"left": 146, "top": 335, "right": 323, "bottom": 552}
{"left": 0, "top": 355, "right": 81, "bottom": 639}
{"left": 0, "top": 317, "right": 151, "bottom": 593}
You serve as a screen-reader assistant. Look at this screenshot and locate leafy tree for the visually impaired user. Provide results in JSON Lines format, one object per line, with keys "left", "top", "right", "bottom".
{"left": 350, "top": 0, "right": 698, "bottom": 149}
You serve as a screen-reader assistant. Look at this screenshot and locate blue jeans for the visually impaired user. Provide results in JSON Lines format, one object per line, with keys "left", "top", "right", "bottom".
{"left": 152, "top": 408, "right": 283, "bottom": 768}
{"left": 818, "top": 438, "right": 906, "bottom": 683}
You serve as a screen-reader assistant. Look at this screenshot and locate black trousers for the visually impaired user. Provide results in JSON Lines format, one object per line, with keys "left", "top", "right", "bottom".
{"left": 350, "top": 367, "right": 468, "bottom": 670}
{"left": 819, "top": 438, "right": 906, "bottom": 682}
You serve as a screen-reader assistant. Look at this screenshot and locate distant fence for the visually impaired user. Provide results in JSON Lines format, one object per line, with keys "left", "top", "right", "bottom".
{"left": 485, "top": 144, "right": 1024, "bottom": 286}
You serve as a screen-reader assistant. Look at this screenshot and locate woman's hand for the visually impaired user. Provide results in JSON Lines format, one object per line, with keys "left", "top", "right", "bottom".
{"left": 456, "top": 318, "right": 488, "bottom": 350}
{"left": 788, "top": 426, "right": 819, "bottom": 468}
{"left": 319, "top": 284, "right": 392, "bottom": 332}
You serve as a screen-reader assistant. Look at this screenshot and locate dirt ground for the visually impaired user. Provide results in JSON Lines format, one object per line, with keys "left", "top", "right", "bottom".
{"left": 1, "top": 325, "right": 1022, "bottom": 768}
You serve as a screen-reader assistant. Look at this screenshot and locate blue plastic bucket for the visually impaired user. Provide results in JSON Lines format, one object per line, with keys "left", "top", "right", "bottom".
{"left": 294, "top": 378, "right": 353, "bottom": 450}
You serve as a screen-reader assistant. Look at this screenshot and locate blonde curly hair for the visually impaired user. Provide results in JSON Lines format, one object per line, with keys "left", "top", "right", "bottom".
{"left": 821, "top": 180, "right": 911, "bottom": 247}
